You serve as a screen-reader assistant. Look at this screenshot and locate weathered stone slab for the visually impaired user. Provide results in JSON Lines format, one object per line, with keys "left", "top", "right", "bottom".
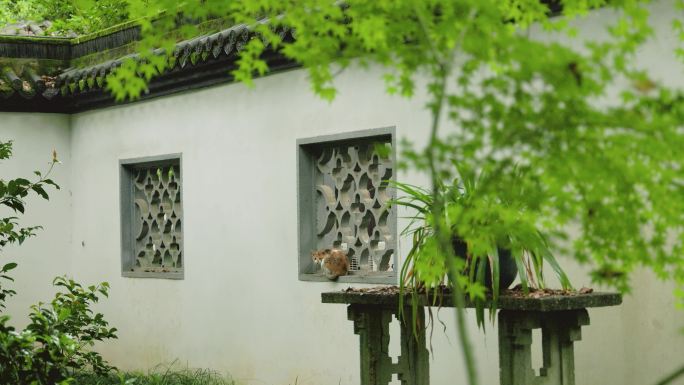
{"left": 323, "top": 287, "right": 622, "bottom": 385}
{"left": 321, "top": 287, "right": 621, "bottom": 312}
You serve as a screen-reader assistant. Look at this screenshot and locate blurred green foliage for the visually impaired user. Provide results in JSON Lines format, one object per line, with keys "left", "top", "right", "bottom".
{"left": 105, "top": 0, "right": 683, "bottom": 309}
{"left": 3, "top": 1, "right": 684, "bottom": 384}
{"left": 0, "top": 0, "right": 129, "bottom": 35}
{"left": 103, "top": 3, "right": 684, "bottom": 383}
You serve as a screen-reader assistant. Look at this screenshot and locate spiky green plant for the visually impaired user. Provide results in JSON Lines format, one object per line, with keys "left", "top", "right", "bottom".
{"left": 391, "top": 165, "right": 572, "bottom": 328}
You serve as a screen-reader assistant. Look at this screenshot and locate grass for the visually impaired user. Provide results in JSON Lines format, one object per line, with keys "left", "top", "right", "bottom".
{"left": 73, "top": 367, "right": 238, "bottom": 385}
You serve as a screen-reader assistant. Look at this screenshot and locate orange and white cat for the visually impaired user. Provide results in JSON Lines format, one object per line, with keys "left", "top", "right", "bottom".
{"left": 311, "top": 249, "right": 350, "bottom": 280}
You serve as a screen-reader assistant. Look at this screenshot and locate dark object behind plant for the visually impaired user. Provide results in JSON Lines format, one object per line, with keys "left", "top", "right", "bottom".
{"left": 391, "top": 174, "right": 572, "bottom": 329}
{"left": 452, "top": 238, "right": 517, "bottom": 290}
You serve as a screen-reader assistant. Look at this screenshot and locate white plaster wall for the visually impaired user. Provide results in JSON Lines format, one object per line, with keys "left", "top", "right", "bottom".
{"left": 0, "top": 1, "right": 682, "bottom": 384}
{"left": 68, "top": 44, "right": 683, "bottom": 385}
{"left": 68, "top": 65, "right": 441, "bottom": 385}
{"left": 0, "top": 113, "right": 72, "bottom": 327}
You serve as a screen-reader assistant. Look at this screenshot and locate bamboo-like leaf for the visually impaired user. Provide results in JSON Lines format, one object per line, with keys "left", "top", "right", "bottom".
{"left": 489, "top": 248, "right": 500, "bottom": 323}
{"left": 474, "top": 256, "right": 487, "bottom": 329}
{"left": 399, "top": 231, "right": 419, "bottom": 326}
{"left": 391, "top": 200, "right": 430, "bottom": 215}
{"left": 540, "top": 246, "right": 573, "bottom": 290}
{"left": 512, "top": 247, "right": 529, "bottom": 294}
{"left": 530, "top": 250, "right": 545, "bottom": 289}
{"left": 468, "top": 253, "right": 477, "bottom": 284}
{"left": 523, "top": 253, "right": 538, "bottom": 289}
{"left": 388, "top": 180, "right": 432, "bottom": 201}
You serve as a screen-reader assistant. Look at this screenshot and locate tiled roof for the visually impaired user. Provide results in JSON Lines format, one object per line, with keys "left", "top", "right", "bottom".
{"left": 0, "top": 21, "right": 295, "bottom": 112}
{"left": 0, "top": 66, "right": 59, "bottom": 99}
{"left": 58, "top": 23, "right": 270, "bottom": 96}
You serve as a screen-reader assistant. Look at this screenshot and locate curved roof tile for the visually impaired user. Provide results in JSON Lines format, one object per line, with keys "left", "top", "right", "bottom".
{"left": 0, "top": 21, "right": 295, "bottom": 112}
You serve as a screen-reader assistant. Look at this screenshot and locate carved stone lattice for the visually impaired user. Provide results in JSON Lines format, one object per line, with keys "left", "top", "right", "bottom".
{"left": 132, "top": 164, "right": 182, "bottom": 273}
{"left": 314, "top": 142, "right": 394, "bottom": 274}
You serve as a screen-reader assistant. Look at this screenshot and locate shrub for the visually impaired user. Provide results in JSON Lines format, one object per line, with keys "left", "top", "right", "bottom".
{"left": 0, "top": 141, "right": 117, "bottom": 384}
{"left": 0, "top": 277, "right": 117, "bottom": 384}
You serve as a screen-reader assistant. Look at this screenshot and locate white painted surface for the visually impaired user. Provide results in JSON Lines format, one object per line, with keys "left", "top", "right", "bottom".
{"left": 0, "top": 113, "right": 72, "bottom": 327}
{"left": 1, "top": 1, "right": 684, "bottom": 384}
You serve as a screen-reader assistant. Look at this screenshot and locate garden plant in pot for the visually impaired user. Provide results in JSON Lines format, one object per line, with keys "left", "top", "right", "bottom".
{"left": 391, "top": 167, "right": 572, "bottom": 327}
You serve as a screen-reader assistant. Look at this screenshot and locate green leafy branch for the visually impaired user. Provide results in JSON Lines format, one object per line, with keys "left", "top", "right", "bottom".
{"left": 0, "top": 142, "right": 60, "bottom": 310}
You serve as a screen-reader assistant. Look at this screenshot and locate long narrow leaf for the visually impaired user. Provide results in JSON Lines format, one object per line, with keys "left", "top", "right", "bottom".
{"left": 474, "top": 256, "right": 487, "bottom": 329}
{"left": 541, "top": 247, "right": 573, "bottom": 290}
{"left": 391, "top": 200, "right": 430, "bottom": 215}
{"left": 489, "top": 248, "right": 500, "bottom": 323}
{"left": 511, "top": 247, "right": 529, "bottom": 294}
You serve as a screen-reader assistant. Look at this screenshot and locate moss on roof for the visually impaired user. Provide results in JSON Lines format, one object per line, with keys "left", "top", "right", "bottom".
{"left": 0, "top": 16, "right": 291, "bottom": 110}
{"left": 0, "top": 35, "right": 70, "bottom": 44}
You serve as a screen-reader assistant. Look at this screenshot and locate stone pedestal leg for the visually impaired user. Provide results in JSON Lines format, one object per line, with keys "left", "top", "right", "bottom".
{"left": 396, "top": 308, "right": 430, "bottom": 385}
{"left": 348, "top": 305, "right": 393, "bottom": 385}
{"left": 348, "top": 305, "right": 430, "bottom": 385}
{"left": 498, "top": 309, "right": 590, "bottom": 385}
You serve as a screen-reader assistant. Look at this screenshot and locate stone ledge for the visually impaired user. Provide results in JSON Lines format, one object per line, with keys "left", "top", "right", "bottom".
{"left": 321, "top": 287, "right": 622, "bottom": 312}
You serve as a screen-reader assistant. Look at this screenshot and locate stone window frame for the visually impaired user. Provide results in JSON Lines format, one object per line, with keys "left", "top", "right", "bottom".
{"left": 120, "top": 153, "right": 184, "bottom": 280}
{"left": 297, "top": 127, "right": 397, "bottom": 284}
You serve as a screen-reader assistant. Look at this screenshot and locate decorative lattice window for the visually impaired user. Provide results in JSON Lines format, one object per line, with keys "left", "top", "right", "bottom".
{"left": 297, "top": 127, "right": 397, "bottom": 284}
{"left": 120, "top": 154, "right": 183, "bottom": 279}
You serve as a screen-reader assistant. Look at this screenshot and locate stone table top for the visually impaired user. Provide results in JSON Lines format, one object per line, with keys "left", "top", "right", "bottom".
{"left": 321, "top": 287, "right": 622, "bottom": 312}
